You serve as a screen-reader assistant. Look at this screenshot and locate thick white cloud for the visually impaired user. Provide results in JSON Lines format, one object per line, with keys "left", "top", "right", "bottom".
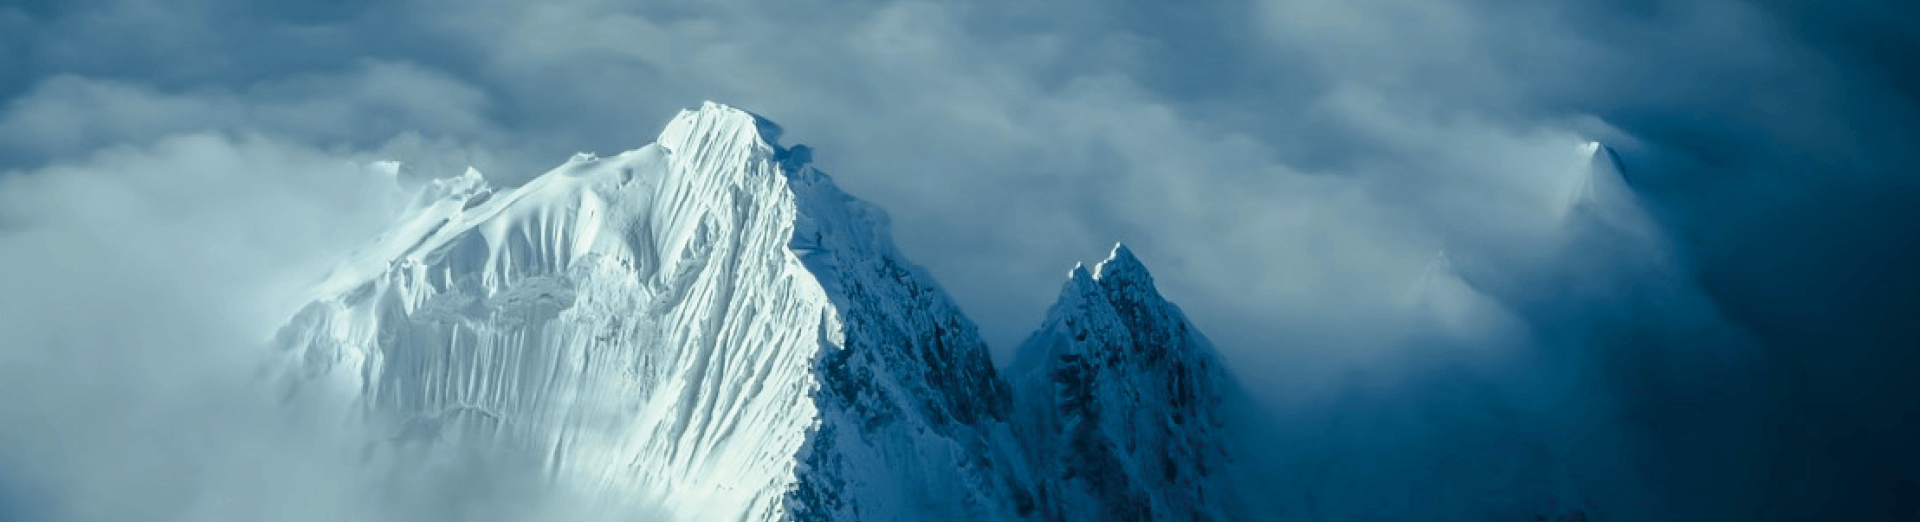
{"left": 0, "top": 61, "right": 501, "bottom": 165}
{"left": 0, "top": 134, "right": 655, "bottom": 521}
{"left": 0, "top": 133, "right": 397, "bottom": 520}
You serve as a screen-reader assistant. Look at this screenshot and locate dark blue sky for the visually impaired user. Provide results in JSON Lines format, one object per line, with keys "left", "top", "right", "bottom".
{"left": 0, "top": 0, "right": 1915, "bottom": 520}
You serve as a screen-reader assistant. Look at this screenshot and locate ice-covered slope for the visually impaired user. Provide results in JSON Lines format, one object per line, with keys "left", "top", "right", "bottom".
{"left": 1008, "top": 245, "right": 1246, "bottom": 522}
{"left": 273, "top": 102, "right": 1033, "bottom": 522}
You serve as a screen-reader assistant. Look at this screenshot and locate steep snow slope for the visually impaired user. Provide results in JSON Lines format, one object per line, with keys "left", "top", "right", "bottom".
{"left": 1008, "top": 245, "right": 1246, "bottom": 522}
{"left": 273, "top": 102, "right": 1032, "bottom": 522}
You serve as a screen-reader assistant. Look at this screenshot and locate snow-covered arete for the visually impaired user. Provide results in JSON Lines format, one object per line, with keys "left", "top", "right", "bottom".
{"left": 273, "top": 102, "right": 1033, "bottom": 522}
{"left": 268, "top": 100, "right": 1597, "bottom": 522}
{"left": 1008, "top": 245, "right": 1247, "bottom": 522}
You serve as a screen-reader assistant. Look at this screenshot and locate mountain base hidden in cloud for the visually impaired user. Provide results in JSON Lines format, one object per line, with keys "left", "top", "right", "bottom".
{"left": 272, "top": 102, "right": 1599, "bottom": 521}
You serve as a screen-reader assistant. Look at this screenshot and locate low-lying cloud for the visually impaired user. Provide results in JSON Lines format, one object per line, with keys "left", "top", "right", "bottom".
{"left": 0, "top": 134, "right": 661, "bottom": 521}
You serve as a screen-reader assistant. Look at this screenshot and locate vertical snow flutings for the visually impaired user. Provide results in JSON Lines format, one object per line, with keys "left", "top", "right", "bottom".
{"left": 277, "top": 102, "right": 1034, "bottom": 522}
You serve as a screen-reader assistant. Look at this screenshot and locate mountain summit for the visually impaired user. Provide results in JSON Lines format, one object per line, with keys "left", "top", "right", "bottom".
{"left": 1009, "top": 244, "right": 1247, "bottom": 522}
{"left": 276, "top": 102, "right": 1034, "bottom": 522}
{"left": 1561, "top": 141, "right": 1655, "bottom": 237}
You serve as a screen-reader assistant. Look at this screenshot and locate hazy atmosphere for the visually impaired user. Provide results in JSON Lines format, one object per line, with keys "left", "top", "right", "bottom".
{"left": 1, "top": 0, "right": 1916, "bottom": 520}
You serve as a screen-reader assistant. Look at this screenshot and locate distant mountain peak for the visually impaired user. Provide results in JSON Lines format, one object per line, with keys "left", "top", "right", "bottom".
{"left": 1065, "top": 261, "right": 1098, "bottom": 289}
{"left": 1093, "top": 242, "right": 1154, "bottom": 290}
{"left": 1556, "top": 140, "right": 1670, "bottom": 260}
{"left": 1408, "top": 249, "right": 1455, "bottom": 304}
{"left": 1567, "top": 142, "right": 1629, "bottom": 208}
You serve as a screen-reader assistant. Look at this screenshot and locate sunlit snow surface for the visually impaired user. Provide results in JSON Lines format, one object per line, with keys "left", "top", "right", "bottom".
{"left": 273, "top": 102, "right": 1033, "bottom": 522}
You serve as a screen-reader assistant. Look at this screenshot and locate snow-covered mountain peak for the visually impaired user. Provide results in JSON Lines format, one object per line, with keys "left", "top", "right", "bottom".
{"left": 657, "top": 101, "right": 809, "bottom": 167}
{"left": 1087, "top": 243, "right": 1181, "bottom": 338}
{"left": 1564, "top": 141, "right": 1635, "bottom": 217}
{"left": 1024, "top": 244, "right": 1209, "bottom": 365}
{"left": 660, "top": 101, "right": 773, "bottom": 147}
{"left": 1092, "top": 243, "right": 1152, "bottom": 289}
{"left": 1557, "top": 140, "right": 1667, "bottom": 252}
{"left": 1063, "top": 262, "right": 1097, "bottom": 291}
{"left": 276, "top": 102, "right": 1035, "bottom": 522}
{"left": 1010, "top": 244, "right": 1246, "bottom": 522}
